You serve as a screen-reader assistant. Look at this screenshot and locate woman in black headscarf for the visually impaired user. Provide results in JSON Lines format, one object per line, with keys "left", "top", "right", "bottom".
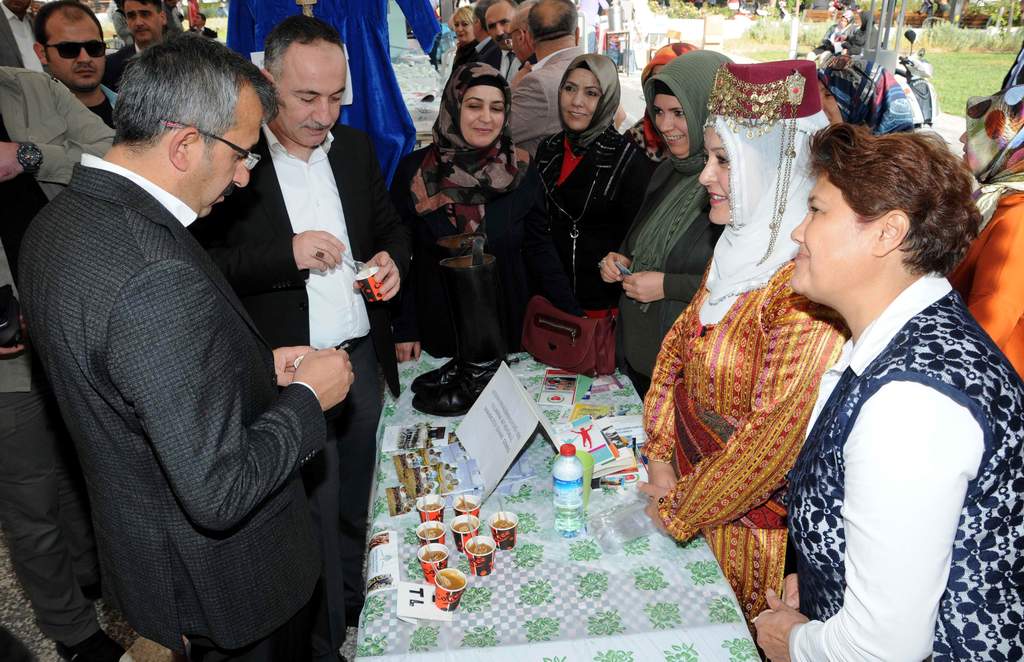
{"left": 534, "top": 54, "right": 657, "bottom": 314}
{"left": 390, "top": 63, "right": 579, "bottom": 414}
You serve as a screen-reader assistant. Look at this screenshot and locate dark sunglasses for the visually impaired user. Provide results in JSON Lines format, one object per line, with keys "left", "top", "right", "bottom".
{"left": 46, "top": 40, "right": 106, "bottom": 59}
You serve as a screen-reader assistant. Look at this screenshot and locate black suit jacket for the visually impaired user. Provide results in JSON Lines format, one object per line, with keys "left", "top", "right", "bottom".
{"left": 101, "top": 44, "right": 135, "bottom": 91}
{"left": 473, "top": 37, "right": 503, "bottom": 69}
{"left": 18, "top": 165, "right": 325, "bottom": 653}
{"left": 192, "top": 124, "right": 410, "bottom": 396}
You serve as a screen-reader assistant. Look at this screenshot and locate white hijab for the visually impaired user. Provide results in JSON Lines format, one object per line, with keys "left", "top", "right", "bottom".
{"left": 699, "top": 111, "right": 829, "bottom": 325}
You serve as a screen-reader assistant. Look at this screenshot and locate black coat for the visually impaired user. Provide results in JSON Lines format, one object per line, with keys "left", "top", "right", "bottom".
{"left": 472, "top": 37, "right": 503, "bottom": 69}
{"left": 535, "top": 126, "right": 657, "bottom": 310}
{"left": 389, "top": 147, "right": 581, "bottom": 358}
{"left": 101, "top": 43, "right": 134, "bottom": 92}
{"left": 19, "top": 166, "right": 325, "bottom": 653}
{"left": 191, "top": 125, "right": 411, "bottom": 396}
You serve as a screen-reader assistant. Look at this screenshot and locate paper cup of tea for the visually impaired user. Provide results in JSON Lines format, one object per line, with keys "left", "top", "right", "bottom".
{"left": 433, "top": 568, "right": 468, "bottom": 612}
{"left": 488, "top": 511, "right": 518, "bottom": 550}
{"left": 464, "top": 535, "right": 497, "bottom": 576}
{"left": 417, "top": 543, "right": 449, "bottom": 585}
{"left": 355, "top": 264, "right": 384, "bottom": 303}
{"left": 452, "top": 493, "right": 481, "bottom": 518}
{"left": 416, "top": 521, "right": 446, "bottom": 547}
{"left": 415, "top": 494, "right": 445, "bottom": 523}
{"left": 450, "top": 514, "right": 480, "bottom": 553}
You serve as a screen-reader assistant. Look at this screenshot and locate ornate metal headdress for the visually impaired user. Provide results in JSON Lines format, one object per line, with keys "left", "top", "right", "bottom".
{"left": 706, "top": 61, "right": 820, "bottom": 264}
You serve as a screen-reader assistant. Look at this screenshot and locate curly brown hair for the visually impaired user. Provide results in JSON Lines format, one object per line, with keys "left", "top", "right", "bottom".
{"left": 808, "top": 123, "right": 980, "bottom": 276}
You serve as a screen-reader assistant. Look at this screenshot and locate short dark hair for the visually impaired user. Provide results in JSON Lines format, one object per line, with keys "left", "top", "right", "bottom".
{"left": 123, "top": 0, "right": 165, "bottom": 10}
{"left": 474, "top": 0, "right": 496, "bottom": 26}
{"left": 264, "top": 15, "right": 344, "bottom": 77}
{"left": 808, "top": 123, "right": 980, "bottom": 276}
{"left": 34, "top": 0, "right": 103, "bottom": 45}
{"left": 528, "top": 0, "right": 577, "bottom": 44}
{"left": 114, "top": 34, "right": 277, "bottom": 147}
{"left": 197, "top": 12, "right": 206, "bottom": 20}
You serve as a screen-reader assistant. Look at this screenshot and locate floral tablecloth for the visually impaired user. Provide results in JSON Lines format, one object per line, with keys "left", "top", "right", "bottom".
{"left": 355, "top": 354, "right": 757, "bottom": 661}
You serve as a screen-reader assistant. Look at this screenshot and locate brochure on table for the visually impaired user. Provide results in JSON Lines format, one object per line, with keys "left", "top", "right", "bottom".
{"left": 454, "top": 362, "right": 554, "bottom": 501}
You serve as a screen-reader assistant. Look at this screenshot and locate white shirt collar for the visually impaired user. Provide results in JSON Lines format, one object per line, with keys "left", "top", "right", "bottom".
{"left": 2, "top": 3, "right": 25, "bottom": 22}
{"left": 263, "top": 124, "right": 333, "bottom": 164}
{"left": 533, "top": 45, "right": 576, "bottom": 71}
{"left": 81, "top": 154, "right": 198, "bottom": 227}
{"left": 835, "top": 274, "right": 952, "bottom": 376}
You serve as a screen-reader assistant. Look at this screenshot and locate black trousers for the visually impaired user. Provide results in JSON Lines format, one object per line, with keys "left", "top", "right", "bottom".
{"left": 304, "top": 338, "right": 382, "bottom": 659}
{"left": 187, "top": 584, "right": 316, "bottom": 662}
{"left": 0, "top": 385, "right": 100, "bottom": 647}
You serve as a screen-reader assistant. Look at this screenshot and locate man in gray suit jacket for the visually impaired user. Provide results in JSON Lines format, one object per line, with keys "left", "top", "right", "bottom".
{"left": 19, "top": 35, "right": 354, "bottom": 660}
{"left": 510, "top": 0, "right": 582, "bottom": 156}
{"left": 0, "top": 0, "right": 40, "bottom": 69}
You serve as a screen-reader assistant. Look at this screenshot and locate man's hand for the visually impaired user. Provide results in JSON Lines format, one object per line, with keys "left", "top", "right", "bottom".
{"left": 637, "top": 480, "right": 672, "bottom": 534}
{"left": 599, "top": 252, "right": 631, "bottom": 284}
{"left": 293, "top": 348, "right": 355, "bottom": 411}
{"left": 293, "top": 230, "right": 346, "bottom": 272}
{"left": 0, "top": 142, "right": 24, "bottom": 183}
{"left": 754, "top": 589, "right": 809, "bottom": 662}
{"left": 0, "top": 314, "right": 28, "bottom": 358}
{"left": 395, "top": 341, "right": 421, "bottom": 363}
{"left": 272, "top": 345, "right": 316, "bottom": 386}
{"left": 622, "top": 271, "right": 665, "bottom": 303}
{"left": 362, "top": 251, "right": 400, "bottom": 301}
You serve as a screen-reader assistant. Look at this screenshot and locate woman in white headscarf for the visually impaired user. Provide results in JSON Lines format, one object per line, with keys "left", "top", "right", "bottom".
{"left": 638, "top": 60, "right": 847, "bottom": 624}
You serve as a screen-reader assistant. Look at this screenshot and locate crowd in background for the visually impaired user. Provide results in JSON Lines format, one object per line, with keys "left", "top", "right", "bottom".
{"left": 1, "top": 0, "right": 1024, "bottom": 660}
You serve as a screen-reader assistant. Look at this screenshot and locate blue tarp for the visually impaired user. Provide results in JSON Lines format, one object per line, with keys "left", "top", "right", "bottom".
{"left": 227, "top": 0, "right": 440, "bottom": 183}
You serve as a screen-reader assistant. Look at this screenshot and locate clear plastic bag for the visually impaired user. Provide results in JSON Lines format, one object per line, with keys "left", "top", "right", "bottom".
{"left": 588, "top": 489, "right": 660, "bottom": 554}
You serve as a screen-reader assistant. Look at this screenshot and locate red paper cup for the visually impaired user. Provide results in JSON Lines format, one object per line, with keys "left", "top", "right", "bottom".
{"left": 433, "top": 568, "right": 467, "bottom": 612}
{"left": 415, "top": 494, "right": 445, "bottom": 523}
{"left": 450, "top": 514, "right": 479, "bottom": 553}
{"left": 355, "top": 265, "right": 384, "bottom": 303}
{"left": 452, "top": 493, "right": 481, "bottom": 518}
{"left": 464, "top": 535, "right": 497, "bottom": 576}
{"left": 488, "top": 511, "right": 518, "bottom": 550}
{"left": 417, "top": 543, "right": 449, "bottom": 585}
{"left": 416, "top": 521, "right": 446, "bottom": 547}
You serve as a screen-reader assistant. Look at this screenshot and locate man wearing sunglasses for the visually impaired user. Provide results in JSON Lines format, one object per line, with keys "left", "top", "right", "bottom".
{"left": 33, "top": 1, "right": 116, "bottom": 128}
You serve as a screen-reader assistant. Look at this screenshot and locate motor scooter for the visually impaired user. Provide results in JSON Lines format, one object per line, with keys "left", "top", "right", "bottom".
{"left": 893, "top": 29, "right": 940, "bottom": 126}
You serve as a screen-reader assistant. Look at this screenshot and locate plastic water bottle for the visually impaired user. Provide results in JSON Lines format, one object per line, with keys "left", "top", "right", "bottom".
{"left": 553, "top": 443, "right": 585, "bottom": 538}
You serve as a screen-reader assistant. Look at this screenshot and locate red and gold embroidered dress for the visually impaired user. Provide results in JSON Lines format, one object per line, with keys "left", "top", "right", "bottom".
{"left": 644, "top": 263, "right": 845, "bottom": 623}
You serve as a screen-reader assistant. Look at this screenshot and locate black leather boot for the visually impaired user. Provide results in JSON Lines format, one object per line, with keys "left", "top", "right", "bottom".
{"left": 410, "top": 233, "right": 486, "bottom": 395}
{"left": 412, "top": 243, "right": 506, "bottom": 417}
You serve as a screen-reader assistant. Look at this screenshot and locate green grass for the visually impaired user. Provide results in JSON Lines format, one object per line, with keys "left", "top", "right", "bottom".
{"left": 926, "top": 51, "right": 1015, "bottom": 116}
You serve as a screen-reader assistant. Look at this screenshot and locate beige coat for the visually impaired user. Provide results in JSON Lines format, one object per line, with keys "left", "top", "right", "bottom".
{"left": 510, "top": 46, "right": 582, "bottom": 157}
{"left": 0, "top": 66, "right": 113, "bottom": 392}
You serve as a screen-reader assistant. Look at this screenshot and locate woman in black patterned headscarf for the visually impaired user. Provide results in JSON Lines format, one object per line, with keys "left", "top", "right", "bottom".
{"left": 390, "top": 63, "right": 579, "bottom": 396}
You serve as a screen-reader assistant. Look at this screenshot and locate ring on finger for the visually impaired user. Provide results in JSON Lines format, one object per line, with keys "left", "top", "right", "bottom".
{"left": 315, "top": 250, "right": 325, "bottom": 260}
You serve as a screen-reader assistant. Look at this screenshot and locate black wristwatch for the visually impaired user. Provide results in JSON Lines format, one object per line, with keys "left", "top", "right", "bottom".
{"left": 16, "top": 142, "right": 43, "bottom": 175}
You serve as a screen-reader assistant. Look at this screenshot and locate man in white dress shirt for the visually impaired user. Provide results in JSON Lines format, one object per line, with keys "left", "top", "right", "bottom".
{"left": 1, "top": 0, "right": 42, "bottom": 70}
{"left": 485, "top": 0, "right": 519, "bottom": 80}
{"left": 191, "top": 16, "right": 410, "bottom": 661}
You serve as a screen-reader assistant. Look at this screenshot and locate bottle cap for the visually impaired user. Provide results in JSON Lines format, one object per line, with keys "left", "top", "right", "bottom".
{"left": 559, "top": 443, "right": 576, "bottom": 457}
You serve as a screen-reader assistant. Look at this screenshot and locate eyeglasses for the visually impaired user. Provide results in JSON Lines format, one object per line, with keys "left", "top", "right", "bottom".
{"left": 160, "top": 120, "right": 261, "bottom": 170}
{"left": 46, "top": 40, "right": 106, "bottom": 59}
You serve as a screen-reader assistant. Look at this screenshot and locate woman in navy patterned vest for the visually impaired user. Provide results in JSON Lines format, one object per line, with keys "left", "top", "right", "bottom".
{"left": 754, "top": 123, "right": 1024, "bottom": 661}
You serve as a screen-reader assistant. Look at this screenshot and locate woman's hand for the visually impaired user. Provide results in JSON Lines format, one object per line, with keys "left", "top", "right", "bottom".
{"left": 755, "top": 589, "right": 809, "bottom": 662}
{"left": 623, "top": 271, "right": 666, "bottom": 303}
{"left": 638, "top": 480, "right": 673, "bottom": 534}
{"left": 782, "top": 573, "right": 800, "bottom": 609}
{"left": 647, "top": 460, "right": 677, "bottom": 490}
{"left": 600, "top": 252, "right": 631, "bottom": 284}
{"left": 395, "top": 341, "right": 421, "bottom": 363}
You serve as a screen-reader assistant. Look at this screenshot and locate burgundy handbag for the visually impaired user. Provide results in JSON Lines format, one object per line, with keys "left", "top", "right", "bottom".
{"left": 521, "top": 295, "right": 616, "bottom": 377}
